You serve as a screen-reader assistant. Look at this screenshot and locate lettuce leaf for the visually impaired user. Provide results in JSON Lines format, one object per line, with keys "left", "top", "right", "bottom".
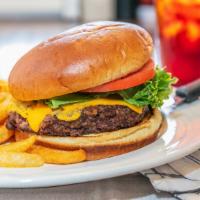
{"left": 45, "top": 94, "right": 94, "bottom": 109}
{"left": 118, "top": 67, "right": 177, "bottom": 108}
{"left": 45, "top": 68, "right": 177, "bottom": 109}
{"left": 45, "top": 92, "right": 113, "bottom": 109}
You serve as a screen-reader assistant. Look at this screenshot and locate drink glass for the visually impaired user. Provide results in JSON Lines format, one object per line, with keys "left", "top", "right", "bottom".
{"left": 155, "top": 0, "right": 200, "bottom": 86}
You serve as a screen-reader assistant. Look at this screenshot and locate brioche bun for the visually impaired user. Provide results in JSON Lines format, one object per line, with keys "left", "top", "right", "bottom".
{"left": 15, "top": 109, "right": 162, "bottom": 160}
{"left": 9, "top": 21, "right": 153, "bottom": 101}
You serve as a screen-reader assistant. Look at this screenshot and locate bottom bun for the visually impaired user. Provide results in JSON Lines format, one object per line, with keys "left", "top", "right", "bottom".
{"left": 15, "top": 109, "right": 163, "bottom": 160}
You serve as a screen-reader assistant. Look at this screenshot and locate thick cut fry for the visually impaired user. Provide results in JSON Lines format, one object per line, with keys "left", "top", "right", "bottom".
{"left": 0, "top": 152, "right": 44, "bottom": 168}
{"left": 29, "top": 145, "right": 86, "bottom": 164}
{"left": 0, "top": 136, "right": 36, "bottom": 152}
{"left": 0, "top": 125, "right": 14, "bottom": 144}
{"left": 0, "top": 80, "right": 9, "bottom": 92}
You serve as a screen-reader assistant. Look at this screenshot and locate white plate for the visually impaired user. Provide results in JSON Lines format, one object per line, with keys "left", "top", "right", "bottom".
{"left": 0, "top": 99, "right": 199, "bottom": 188}
{"left": 0, "top": 47, "right": 200, "bottom": 188}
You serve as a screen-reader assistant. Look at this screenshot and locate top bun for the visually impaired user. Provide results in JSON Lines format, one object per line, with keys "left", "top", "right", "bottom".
{"left": 9, "top": 21, "right": 153, "bottom": 101}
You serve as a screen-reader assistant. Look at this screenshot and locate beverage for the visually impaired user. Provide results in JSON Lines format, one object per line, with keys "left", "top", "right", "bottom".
{"left": 156, "top": 0, "right": 200, "bottom": 86}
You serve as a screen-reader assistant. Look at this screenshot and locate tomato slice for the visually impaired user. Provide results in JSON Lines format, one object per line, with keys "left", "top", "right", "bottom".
{"left": 83, "top": 59, "right": 155, "bottom": 93}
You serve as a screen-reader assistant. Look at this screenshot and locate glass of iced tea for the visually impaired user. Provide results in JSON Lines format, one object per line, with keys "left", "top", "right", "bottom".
{"left": 156, "top": 0, "right": 200, "bottom": 86}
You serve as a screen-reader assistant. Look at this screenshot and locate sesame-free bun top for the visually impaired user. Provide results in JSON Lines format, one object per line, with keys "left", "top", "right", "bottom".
{"left": 9, "top": 21, "right": 153, "bottom": 101}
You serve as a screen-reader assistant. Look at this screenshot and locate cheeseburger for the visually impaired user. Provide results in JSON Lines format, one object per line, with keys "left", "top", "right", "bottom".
{"left": 6, "top": 21, "right": 176, "bottom": 160}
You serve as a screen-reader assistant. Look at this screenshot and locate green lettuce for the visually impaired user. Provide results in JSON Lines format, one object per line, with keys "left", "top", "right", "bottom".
{"left": 118, "top": 67, "right": 177, "bottom": 108}
{"left": 45, "top": 93, "right": 94, "bottom": 109}
{"left": 45, "top": 68, "right": 177, "bottom": 109}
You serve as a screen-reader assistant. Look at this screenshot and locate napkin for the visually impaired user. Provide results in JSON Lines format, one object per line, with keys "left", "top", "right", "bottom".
{"left": 142, "top": 150, "right": 200, "bottom": 200}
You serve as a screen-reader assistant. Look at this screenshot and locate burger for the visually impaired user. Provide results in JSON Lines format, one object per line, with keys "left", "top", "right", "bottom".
{"left": 6, "top": 21, "right": 176, "bottom": 160}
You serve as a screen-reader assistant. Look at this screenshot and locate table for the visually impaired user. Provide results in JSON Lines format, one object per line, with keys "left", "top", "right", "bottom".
{"left": 0, "top": 174, "right": 173, "bottom": 200}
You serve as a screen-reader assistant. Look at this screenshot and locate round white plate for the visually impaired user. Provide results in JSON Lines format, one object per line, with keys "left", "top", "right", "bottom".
{"left": 0, "top": 100, "right": 199, "bottom": 188}
{"left": 1, "top": 34, "right": 200, "bottom": 188}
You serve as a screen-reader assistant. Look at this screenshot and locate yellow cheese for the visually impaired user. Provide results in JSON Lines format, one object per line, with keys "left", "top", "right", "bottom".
{"left": 10, "top": 102, "right": 52, "bottom": 132}
{"left": 9, "top": 98, "right": 143, "bottom": 132}
{"left": 26, "top": 104, "right": 52, "bottom": 132}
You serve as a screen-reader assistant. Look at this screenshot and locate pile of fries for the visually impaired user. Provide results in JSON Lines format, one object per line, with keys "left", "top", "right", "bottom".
{"left": 0, "top": 80, "right": 86, "bottom": 168}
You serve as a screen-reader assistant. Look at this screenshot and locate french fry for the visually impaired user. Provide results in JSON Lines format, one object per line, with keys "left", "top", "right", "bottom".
{"left": 0, "top": 152, "right": 44, "bottom": 168}
{"left": 0, "top": 125, "right": 14, "bottom": 144}
{"left": 0, "top": 80, "right": 9, "bottom": 92}
{"left": 0, "top": 136, "right": 36, "bottom": 152}
{"left": 0, "top": 92, "right": 7, "bottom": 102}
{"left": 29, "top": 145, "right": 86, "bottom": 164}
{"left": 0, "top": 92, "right": 12, "bottom": 124}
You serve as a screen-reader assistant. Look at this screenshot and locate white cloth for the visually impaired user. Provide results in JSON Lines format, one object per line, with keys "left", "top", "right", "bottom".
{"left": 142, "top": 150, "right": 200, "bottom": 200}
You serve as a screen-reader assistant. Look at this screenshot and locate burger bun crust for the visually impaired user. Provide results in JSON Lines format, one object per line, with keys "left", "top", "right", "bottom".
{"left": 9, "top": 21, "right": 153, "bottom": 101}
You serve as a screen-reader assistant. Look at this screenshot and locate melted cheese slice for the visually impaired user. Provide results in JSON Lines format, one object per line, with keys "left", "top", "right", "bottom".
{"left": 9, "top": 98, "right": 143, "bottom": 132}
{"left": 9, "top": 101, "right": 52, "bottom": 132}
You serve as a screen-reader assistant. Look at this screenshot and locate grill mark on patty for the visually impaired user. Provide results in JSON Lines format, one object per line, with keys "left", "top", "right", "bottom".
{"left": 6, "top": 105, "right": 150, "bottom": 137}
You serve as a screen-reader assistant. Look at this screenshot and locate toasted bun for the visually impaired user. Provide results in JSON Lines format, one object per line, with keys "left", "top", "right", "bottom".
{"left": 9, "top": 21, "right": 153, "bottom": 101}
{"left": 15, "top": 109, "right": 162, "bottom": 160}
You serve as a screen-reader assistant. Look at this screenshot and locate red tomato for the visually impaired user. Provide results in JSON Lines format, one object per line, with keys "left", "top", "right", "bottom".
{"left": 83, "top": 59, "right": 155, "bottom": 92}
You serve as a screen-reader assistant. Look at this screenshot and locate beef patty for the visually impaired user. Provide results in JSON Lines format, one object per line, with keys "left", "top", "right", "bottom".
{"left": 6, "top": 105, "right": 150, "bottom": 137}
